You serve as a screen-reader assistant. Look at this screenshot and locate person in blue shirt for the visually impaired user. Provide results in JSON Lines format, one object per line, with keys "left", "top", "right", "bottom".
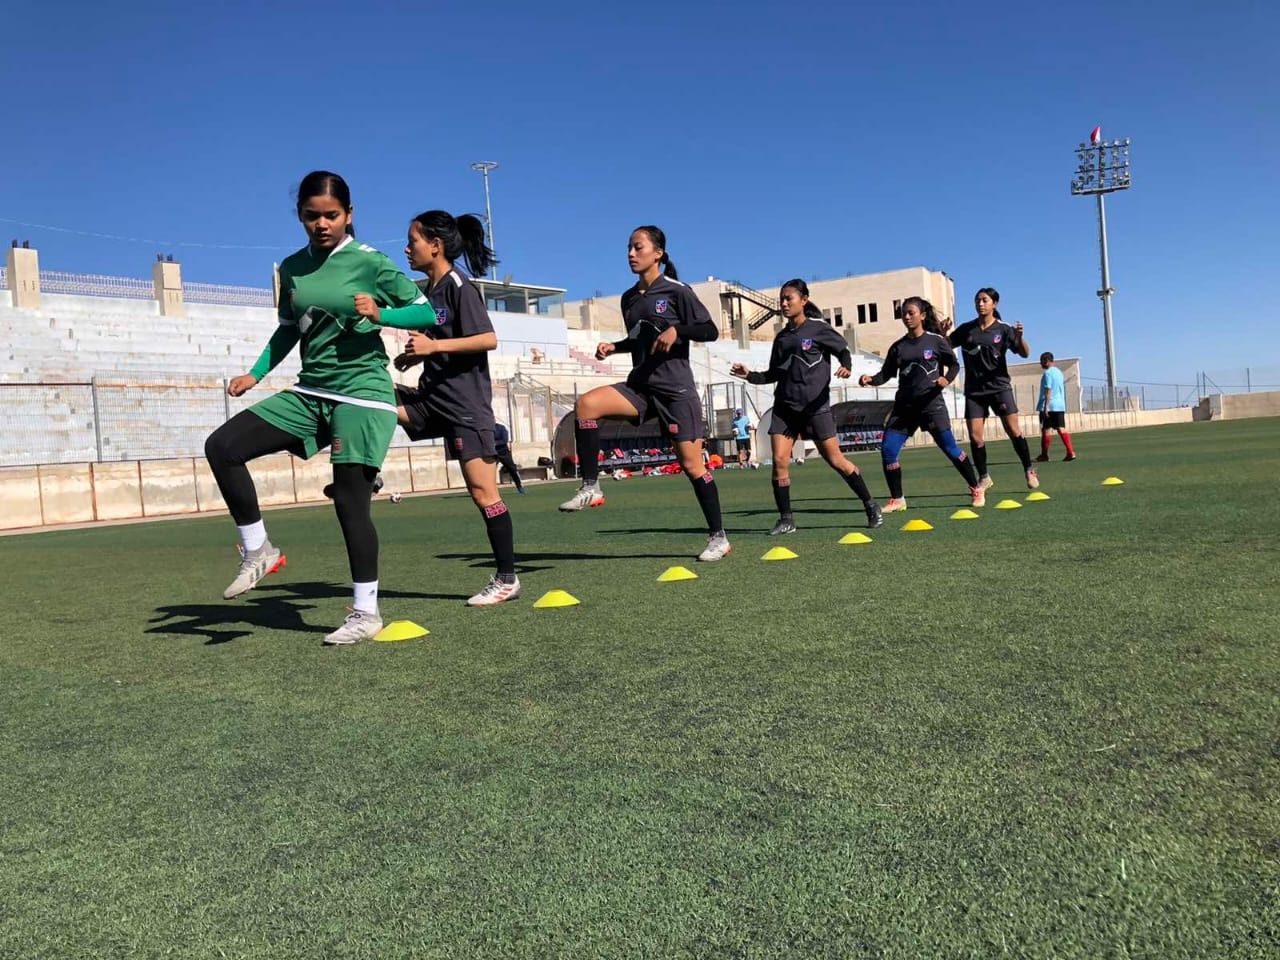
{"left": 731, "top": 408, "right": 752, "bottom": 467}
{"left": 1035, "top": 352, "right": 1077, "bottom": 461}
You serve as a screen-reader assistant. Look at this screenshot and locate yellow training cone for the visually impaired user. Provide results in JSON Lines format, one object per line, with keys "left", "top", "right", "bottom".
{"left": 374, "top": 620, "right": 429, "bottom": 643}
{"left": 950, "top": 509, "right": 980, "bottom": 520}
{"left": 1102, "top": 477, "right": 1125, "bottom": 486}
{"left": 761, "top": 546, "right": 799, "bottom": 561}
{"left": 839, "top": 532, "right": 873, "bottom": 544}
{"left": 1025, "top": 491, "right": 1051, "bottom": 502}
{"left": 901, "top": 518, "right": 933, "bottom": 531}
{"left": 533, "top": 589, "right": 581, "bottom": 609}
{"left": 995, "top": 499, "right": 1022, "bottom": 509}
{"left": 657, "top": 566, "right": 698, "bottom": 582}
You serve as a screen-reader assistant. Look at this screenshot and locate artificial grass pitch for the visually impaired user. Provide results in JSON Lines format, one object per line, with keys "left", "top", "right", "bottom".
{"left": 1, "top": 419, "right": 1277, "bottom": 958}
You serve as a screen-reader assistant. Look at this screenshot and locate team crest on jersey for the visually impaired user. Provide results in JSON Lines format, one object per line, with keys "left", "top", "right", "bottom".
{"left": 668, "top": 423, "right": 679, "bottom": 434}
{"left": 435, "top": 307, "right": 449, "bottom": 325}
{"left": 453, "top": 437, "right": 464, "bottom": 451}
{"left": 655, "top": 299, "right": 668, "bottom": 314}
{"left": 993, "top": 334, "right": 1002, "bottom": 344}
{"left": 801, "top": 338, "right": 813, "bottom": 351}
{"left": 332, "top": 437, "right": 342, "bottom": 454}
{"left": 923, "top": 349, "right": 934, "bottom": 360}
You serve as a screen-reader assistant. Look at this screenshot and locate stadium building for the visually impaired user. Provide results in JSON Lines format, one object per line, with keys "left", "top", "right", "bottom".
{"left": 565, "top": 266, "right": 958, "bottom": 358}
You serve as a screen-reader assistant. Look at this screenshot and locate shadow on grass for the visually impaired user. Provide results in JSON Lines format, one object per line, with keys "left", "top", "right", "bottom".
{"left": 729, "top": 506, "right": 875, "bottom": 518}
{"left": 788, "top": 493, "right": 961, "bottom": 504}
{"left": 436, "top": 549, "right": 691, "bottom": 572}
{"left": 257, "top": 581, "right": 468, "bottom": 602}
{"left": 894, "top": 503, "right": 986, "bottom": 515}
{"left": 148, "top": 580, "right": 465, "bottom": 645}
{"left": 596, "top": 526, "right": 769, "bottom": 538}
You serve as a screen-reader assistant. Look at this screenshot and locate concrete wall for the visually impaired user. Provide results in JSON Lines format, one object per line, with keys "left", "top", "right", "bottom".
{"left": 902, "top": 404, "right": 1195, "bottom": 450}
{"left": 2, "top": 407, "right": 1210, "bottom": 533}
{"left": 569, "top": 297, "right": 626, "bottom": 335}
{"left": 5, "top": 247, "right": 41, "bottom": 309}
{"left": 1194, "top": 390, "right": 1280, "bottom": 421}
{"left": 0, "top": 439, "right": 549, "bottom": 532}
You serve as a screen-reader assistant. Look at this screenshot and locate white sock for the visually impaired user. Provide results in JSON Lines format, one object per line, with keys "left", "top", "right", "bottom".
{"left": 237, "top": 520, "right": 267, "bottom": 552}
{"left": 353, "top": 580, "right": 379, "bottom": 614}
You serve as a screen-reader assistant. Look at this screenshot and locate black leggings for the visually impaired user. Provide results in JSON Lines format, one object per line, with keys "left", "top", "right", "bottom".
{"left": 205, "top": 411, "right": 379, "bottom": 581}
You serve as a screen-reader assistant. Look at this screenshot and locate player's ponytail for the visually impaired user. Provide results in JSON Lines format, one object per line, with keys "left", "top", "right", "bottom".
{"left": 781, "top": 278, "right": 823, "bottom": 318}
{"left": 412, "top": 210, "right": 498, "bottom": 278}
{"left": 660, "top": 251, "right": 679, "bottom": 280}
{"left": 635, "top": 225, "right": 678, "bottom": 280}
{"left": 455, "top": 213, "right": 496, "bottom": 277}
{"left": 922, "top": 301, "right": 943, "bottom": 333}
{"left": 975, "top": 287, "right": 1001, "bottom": 321}
{"left": 903, "top": 295, "right": 943, "bottom": 333}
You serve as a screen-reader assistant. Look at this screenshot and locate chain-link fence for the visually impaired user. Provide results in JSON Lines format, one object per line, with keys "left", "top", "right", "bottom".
{"left": 491, "top": 375, "right": 576, "bottom": 448}
{"left": 1199, "top": 367, "right": 1280, "bottom": 399}
{"left": 1079, "top": 367, "right": 1280, "bottom": 413}
{"left": 6, "top": 364, "right": 1275, "bottom": 469}
{"left": 1082, "top": 380, "right": 1199, "bottom": 412}
{"left": 0, "top": 373, "right": 580, "bottom": 468}
{"left": 1, "top": 381, "right": 99, "bottom": 464}
{"left": 0, "top": 376, "right": 289, "bottom": 465}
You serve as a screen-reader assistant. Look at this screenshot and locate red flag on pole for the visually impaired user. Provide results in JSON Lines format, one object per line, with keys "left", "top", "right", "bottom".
{"left": 1090, "top": 126, "right": 1101, "bottom": 144}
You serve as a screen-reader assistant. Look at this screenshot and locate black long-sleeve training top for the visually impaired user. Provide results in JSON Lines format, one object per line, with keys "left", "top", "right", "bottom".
{"left": 613, "top": 274, "right": 719, "bottom": 395}
{"left": 865, "top": 331, "right": 960, "bottom": 406}
{"left": 746, "top": 318, "right": 851, "bottom": 412}
{"left": 948, "top": 318, "right": 1024, "bottom": 395}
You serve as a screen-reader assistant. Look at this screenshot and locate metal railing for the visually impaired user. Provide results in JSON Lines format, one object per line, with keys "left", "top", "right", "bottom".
{"left": 185, "top": 281, "right": 274, "bottom": 308}
{"left": 0, "top": 375, "right": 560, "bottom": 468}
{"left": 0, "top": 268, "right": 277, "bottom": 308}
{"left": 721, "top": 280, "right": 782, "bottom": 331}
{"left": 38, "top": 270, "right": 153, "bottom": 300}
{"left": 1078, "top": 369, "right": 1280, "bottom": 412}
{"left": 1198, "top": 367, "right": 1280, "bottom": 398}
{"left": 1082, "top": 381, "right": 1196, "bottom": 412}
{"left": 723, "top": 280, "right": 779, "bottom": 311}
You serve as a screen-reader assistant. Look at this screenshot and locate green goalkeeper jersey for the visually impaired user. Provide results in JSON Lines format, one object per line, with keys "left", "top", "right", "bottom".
{"left": 251, "top": 236, "right": 437, "bottom": 408}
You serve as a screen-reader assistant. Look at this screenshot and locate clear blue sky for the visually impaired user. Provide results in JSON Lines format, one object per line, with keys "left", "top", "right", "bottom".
{"left": 2, "top": 1, "right": 1276, "bottom": 388}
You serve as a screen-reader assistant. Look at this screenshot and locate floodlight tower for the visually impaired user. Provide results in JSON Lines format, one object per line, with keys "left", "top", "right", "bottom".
{"left": 470, "top": 161, "right": 500, "bottom": 280}
{"left": 1070, "top": 128, "right": 1131, "bottom": 409}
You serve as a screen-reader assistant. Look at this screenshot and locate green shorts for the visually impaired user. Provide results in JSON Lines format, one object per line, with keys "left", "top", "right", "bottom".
{"left": 249, "top": 390, "right": 397, "bottom": 468}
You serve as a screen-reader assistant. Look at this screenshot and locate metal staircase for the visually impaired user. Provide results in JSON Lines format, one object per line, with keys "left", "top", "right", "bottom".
{"left": 721, "top": 280, "right": 781, "bottom": 331}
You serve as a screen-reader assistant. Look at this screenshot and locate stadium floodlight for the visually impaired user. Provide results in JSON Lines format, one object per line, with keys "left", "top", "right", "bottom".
{"left": 1071, "top": 128, "right": 1131, "bottom": 410}
{"left": 470, "top": 161, "right": 500, "bottom": 280}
